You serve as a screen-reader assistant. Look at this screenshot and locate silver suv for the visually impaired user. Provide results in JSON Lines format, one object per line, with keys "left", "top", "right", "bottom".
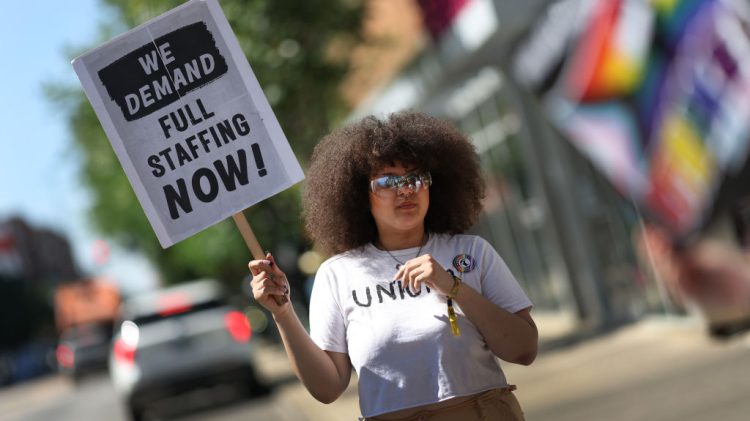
{"left": 109, "top": 279, "right": 262, "bottom": 420}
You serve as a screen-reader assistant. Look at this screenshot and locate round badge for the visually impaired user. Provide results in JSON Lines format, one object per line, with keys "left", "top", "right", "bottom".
{"left": 452, "top": 254, "right": 475, "bottom": 273}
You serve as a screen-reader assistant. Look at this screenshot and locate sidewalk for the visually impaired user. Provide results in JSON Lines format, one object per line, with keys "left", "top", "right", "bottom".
{"left": 252, "top": 339, "right": 360, "bottom": 421}
{"left": 253, "top": 313, "right": 750, "bottom": 420}
{"left": 506, "top": 315, "right": 750, "bottom": 421}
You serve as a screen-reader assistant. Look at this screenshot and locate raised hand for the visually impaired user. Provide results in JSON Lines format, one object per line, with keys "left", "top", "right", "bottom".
{"left": 249, "top": 252, "right": 291, "bottom": 314}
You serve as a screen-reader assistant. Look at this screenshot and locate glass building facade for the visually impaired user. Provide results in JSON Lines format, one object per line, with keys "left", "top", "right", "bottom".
{"left": 350, "top": 0, "right": 680, "bottom": 332}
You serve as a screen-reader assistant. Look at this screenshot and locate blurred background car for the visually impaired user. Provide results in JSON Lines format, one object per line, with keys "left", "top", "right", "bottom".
{"left": 56, "top": 321, "right": 113, "bottom": 383}
{"left": 54, "top": 277, "right": 121, "bottom": 383}
{"left": 109, "top": 279, "right": 263, "bottom": 421}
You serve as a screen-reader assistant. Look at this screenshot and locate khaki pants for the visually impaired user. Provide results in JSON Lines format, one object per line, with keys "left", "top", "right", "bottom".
{"left": 364, "top": 388, "right": 525, "bottom": 421}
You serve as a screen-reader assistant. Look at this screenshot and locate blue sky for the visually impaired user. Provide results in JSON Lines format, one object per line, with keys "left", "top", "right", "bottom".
{"left": 0, "top": 1, "right": 157, "bottom": 292}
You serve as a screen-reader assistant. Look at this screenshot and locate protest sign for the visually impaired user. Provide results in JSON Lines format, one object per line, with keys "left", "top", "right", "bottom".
{"left": 72, "top": 0, "right": 304, "bottom": 249}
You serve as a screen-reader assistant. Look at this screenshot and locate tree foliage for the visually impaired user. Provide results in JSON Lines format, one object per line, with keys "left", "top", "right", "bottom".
{"left": 48, "top": 0, "right": 364, "bottom": 286}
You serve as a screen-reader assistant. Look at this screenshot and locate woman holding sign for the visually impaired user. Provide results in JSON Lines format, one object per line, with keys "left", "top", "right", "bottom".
{"left": 249, "top": 111, "right": 537, "bottom": 420}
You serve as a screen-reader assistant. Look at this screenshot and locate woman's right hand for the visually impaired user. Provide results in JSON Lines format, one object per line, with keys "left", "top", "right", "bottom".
{"left": 248, "top": 252, "right": 291, "bottom": 315}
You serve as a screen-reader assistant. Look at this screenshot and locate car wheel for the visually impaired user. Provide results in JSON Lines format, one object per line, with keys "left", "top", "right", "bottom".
{"left": 72, "top": 372, "right": 84, "bottom": 386}
{"left": 243, "top": 366, "right": 269, "bottom": 397}
{"left": 127, "top": 404, "right": 144, "bottom": 421}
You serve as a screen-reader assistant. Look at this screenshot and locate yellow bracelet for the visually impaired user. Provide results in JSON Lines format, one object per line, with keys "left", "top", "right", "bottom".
{"left": 447, "top": 275, "right": 462, "bottom": 299}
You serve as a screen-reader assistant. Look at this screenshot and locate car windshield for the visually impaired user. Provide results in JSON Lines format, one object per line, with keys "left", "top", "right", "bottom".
{"left": 130, "top": 298, "right": 225, "bottom": 326}
{"left": 61, "top": 322, "right": 113, "bottom": 341}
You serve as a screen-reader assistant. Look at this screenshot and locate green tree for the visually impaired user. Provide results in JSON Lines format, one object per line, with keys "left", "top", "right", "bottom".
{"left": 47, "top": 0, "right": 363, "bottom": 286}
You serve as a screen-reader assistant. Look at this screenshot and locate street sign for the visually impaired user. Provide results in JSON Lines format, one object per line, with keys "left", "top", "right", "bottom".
{"left": 72, "top": 0, "right": 304, "bottom": 248}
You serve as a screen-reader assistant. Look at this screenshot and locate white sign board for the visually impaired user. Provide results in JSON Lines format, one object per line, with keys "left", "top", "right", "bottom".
{"left": 72, "top": 0, "right": 304, "bottom": 248}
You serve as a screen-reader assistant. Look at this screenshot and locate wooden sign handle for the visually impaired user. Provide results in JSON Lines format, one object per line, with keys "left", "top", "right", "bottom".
{"left": 233, "top": 212, "right": 288, "bottom": 305}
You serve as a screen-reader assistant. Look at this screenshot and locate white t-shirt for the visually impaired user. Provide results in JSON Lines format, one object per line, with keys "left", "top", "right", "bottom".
{"left": 309, "top": 234, "right": 533, "bottom": 418}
